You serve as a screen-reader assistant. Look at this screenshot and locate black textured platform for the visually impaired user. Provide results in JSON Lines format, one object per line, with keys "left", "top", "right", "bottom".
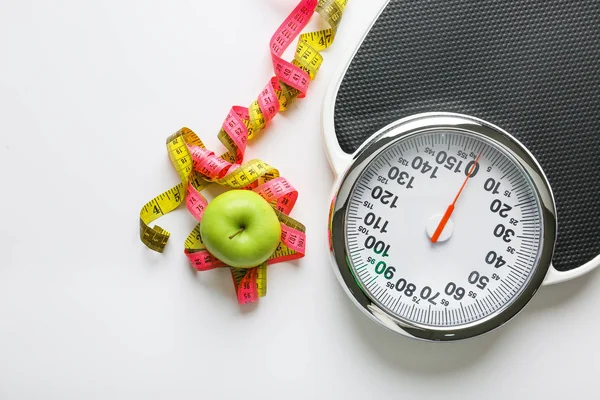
{"left": 334, "top": 0, "right": 600, "bottom": 272}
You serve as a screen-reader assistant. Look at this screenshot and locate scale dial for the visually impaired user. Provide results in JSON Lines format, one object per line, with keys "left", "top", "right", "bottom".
{"left": 330, "top": 114, "right": 556, "bottom": 341}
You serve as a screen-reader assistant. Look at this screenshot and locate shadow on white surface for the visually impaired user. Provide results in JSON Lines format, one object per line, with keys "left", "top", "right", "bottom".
{"left": 525, "top": 267, "right": 598, "bottom": 314}
{"left": 184, "top": 266, "right": 258, "bottom": 313}
{"left": 336, "top": 266, "right": 598, "bottom": 374}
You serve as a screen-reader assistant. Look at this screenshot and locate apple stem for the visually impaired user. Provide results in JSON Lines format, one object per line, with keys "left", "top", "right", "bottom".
{"left": 229, "top": 227, "right": 245, "bottom": 240}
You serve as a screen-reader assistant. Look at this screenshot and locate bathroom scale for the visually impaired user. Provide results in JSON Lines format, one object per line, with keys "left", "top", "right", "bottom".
{"left": 324, "top": 0, "right": 600, "bottom": 341}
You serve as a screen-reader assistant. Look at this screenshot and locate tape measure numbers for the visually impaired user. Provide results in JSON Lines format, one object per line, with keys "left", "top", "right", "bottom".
{"left": 139, "top": 0, "right": 348, "bottom": 303}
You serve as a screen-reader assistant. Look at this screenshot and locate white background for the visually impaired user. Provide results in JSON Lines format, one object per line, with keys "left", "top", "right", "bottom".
{"left": 1, "top": 0, "right": 599, "bottom": 398}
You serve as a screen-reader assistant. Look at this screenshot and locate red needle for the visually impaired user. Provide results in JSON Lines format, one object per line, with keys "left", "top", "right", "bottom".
{"left": 430, "top": 153, "right": 482, "bottom": 243}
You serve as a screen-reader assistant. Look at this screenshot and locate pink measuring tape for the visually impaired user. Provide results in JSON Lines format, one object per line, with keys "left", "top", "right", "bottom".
{"left": 139, "top": 0, "right": 348, "bottom": 304}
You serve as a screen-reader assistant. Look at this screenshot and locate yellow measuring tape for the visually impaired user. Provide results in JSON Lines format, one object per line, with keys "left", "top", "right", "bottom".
{"left": 139, "top": 0, "right": 348, "bottom": 303}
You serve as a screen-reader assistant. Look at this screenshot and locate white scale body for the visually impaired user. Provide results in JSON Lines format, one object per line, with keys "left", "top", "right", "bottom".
{"left": 322, "top": 2, "right": 600, "bottom": 341}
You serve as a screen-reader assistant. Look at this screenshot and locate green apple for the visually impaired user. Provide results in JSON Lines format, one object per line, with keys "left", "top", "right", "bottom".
{"left": 200, "top": 190, "right": 281, "bottom": 268}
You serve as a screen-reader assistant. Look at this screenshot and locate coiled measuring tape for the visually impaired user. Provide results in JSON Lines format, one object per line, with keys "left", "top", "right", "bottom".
{"left": 139, "top": 0, "right": 348, "bottom": 304}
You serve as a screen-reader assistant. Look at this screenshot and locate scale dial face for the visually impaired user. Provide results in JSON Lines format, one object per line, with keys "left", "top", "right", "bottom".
{"left": 339, "top": 126, "right": 553, "bottom": 336}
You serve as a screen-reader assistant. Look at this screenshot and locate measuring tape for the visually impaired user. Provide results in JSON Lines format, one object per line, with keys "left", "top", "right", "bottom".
{"left": 139, "top": 0, "right": 348, "bottom": 304}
